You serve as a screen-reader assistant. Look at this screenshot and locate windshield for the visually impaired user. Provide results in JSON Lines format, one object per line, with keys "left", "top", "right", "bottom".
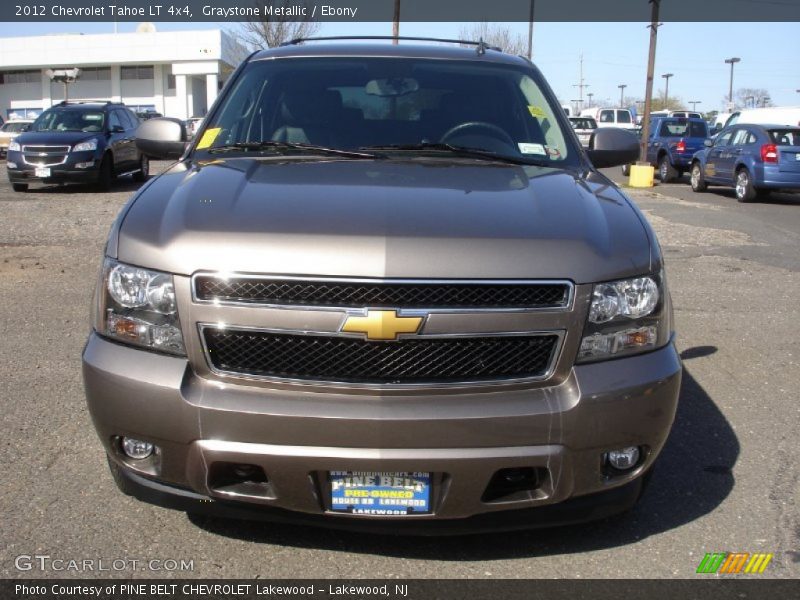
{"left": 198, "top": 57, "right": 578, "bottom": 166}
{"left": 659, "top": 120, "right": 708, "bottom": 137}
{"left": 570, "top": 118, "right": 597, "bottom": 130}
{"left": 2, "top": 122, "right": 29, "bottom": 133}
{"left": 31, "top": 108, "right": 105, "bottom": 133}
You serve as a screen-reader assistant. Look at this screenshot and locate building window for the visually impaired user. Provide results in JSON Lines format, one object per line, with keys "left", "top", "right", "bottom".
{"left": 81, "top": 67, "right": 111, "bottom": 81}
{"left": 167, "top": 74, "right": 176, "bottom": 90}
{"left": 0, "top": 70, "right": 40, "bottom": 84}
{"left": 121, "top": 66, "right": 154, "bottom": 80}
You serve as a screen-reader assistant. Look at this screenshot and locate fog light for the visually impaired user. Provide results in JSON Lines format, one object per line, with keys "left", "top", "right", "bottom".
{"left": 6, "top": 161, "right": 17, "bottom": 169}
{"left": 121, "top": 437, "right": 154, "bottom": 459}
{"left": 75, "top": 160, "right": 95, "bottom": 169}
{"left": 606, "top": 446, "right": 640, "bottom": 471}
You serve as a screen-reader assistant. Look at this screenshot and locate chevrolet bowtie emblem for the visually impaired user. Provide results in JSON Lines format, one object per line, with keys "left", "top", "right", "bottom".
{"left": 341, "top": 310, "right": 423, "bottom": 341}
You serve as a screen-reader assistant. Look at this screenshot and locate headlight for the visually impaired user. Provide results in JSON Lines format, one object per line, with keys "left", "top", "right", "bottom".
{"left": 577, "top": 272, "right": 669, "bottom": 363}
{"left": 73, "top": 138, "right": 98, "bottom": 152}
{"left": 93, "top": 259, "right": 185, "bottom": 355}
{"left": 8, "top": 140, "right": 21, "bottom": 152}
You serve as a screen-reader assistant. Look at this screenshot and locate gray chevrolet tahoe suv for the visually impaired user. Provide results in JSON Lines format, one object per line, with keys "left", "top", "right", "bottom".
{"left": 82, "top": 38, "right": 681, "bottom": 533}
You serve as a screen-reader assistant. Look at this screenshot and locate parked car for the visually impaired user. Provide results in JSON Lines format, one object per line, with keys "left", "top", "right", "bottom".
{"left": 185, "top": 116, "right": 204, "bottom": 139}
{"left": 83, "top": 39, "right": 679, "bottom": 532}
{"left": 0, "top": 118, "right": 33, "bottom": 157}
{"left": 5, "top": 101, "right": 148, "bottom": 192}
{"left": 136, "top": 110, "right": 163, "bottom": 121}
{"left": 631, "top": 117, "right": 709, "bottom": 182}
{"left": 690, "top": 124, "right": 800, "bottom": 202}
{"left": 723, "top": 106, "right": 800, "bottom": 129}
{"left": 568, "top": 116, "right": 597, "bottom": 147}
{"left": 580, "top": 107, "right": 636, "bottom": 130}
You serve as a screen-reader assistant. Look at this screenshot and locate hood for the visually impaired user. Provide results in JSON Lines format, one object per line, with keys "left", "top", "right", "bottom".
{"left": 116, "top": 158, "right": 653, "bottom": 283}
{"left": 14, "top": 131, "right": 99, "bottom": 147}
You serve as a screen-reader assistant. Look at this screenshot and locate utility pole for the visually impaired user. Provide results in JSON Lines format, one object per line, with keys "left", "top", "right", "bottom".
{"left": 392, "top": 0, "right": 400, "bottom": 44}
{"left": 661, "top": 73, "right": 673, "bottom": 108}
{"left": 572, "top": 53, "right": 588, "bottom": 111}
{"left": 618, "top": 84, "right": 627, "bottom": 108}
{"left": 639, "top": 0, "right": 661, "bottom": 163}
{"left": 724, "top": 57, "right": 740, "bottom": 110}
{"left": 689, "top": 100, "right": 701, "bottom": 111}
{"left": 527, "top": 0, "right": 535, "bottom": 60}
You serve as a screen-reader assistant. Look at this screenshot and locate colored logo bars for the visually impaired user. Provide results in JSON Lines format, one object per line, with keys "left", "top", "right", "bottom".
{"left": 696, "top": 552, "right": 773, "bottom": 574}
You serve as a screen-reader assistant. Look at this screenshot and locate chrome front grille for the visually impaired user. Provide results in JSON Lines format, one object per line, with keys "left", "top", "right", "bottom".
{"left": 21, "top": 145, "right": 70, "bottom": 167}
{"left": 202, "top": 327, "right": 560, "bottom": 385}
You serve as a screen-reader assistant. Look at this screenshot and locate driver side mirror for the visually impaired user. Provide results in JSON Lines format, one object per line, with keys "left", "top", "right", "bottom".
{"left": 704, "top": 139, "right": 714, "bottom": 147}
{"left": 135, "top": 117, "right": 188, "bottom": 160}
{"left": 587, "top": 128, "right": 640, "bottom": 169}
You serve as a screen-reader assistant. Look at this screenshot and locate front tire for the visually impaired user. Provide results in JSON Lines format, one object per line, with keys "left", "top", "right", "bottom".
{"left": 658, "top": 155, "right": 678, "bottom": 183}
{"left": 133, "top": 154, "right": 149, "bottom": 183}
{"left": 12, "top": 183, "right": 28, "bottom": 192}
{"left": 690, "top": 162, "right": 707, "bottom": 192}
{"left": 622, "top": 163, "right": 631, "bottom": 176}
{"left": 735, "top": 168, "right": 758, "bottom": 203}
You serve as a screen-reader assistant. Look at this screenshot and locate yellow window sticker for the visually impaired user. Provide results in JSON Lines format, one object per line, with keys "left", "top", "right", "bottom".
{"left": 528, "top": 105, "right": 547, "bottom": 118}
{"left": 196, "top": 127, "right": 221, "bottom": 149}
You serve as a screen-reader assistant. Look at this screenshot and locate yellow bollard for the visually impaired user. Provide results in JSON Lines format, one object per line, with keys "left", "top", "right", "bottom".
{"left": 628, "top": 164, "right": 655, "bottom": 188}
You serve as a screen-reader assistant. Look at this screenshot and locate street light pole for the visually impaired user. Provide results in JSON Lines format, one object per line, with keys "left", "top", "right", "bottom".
{"left": 392, "top": 0, "right": 400, "bottom": 44}
{"left": 618, "top": 84, "right": 627, "bottom": 108}
{"left": 661, "top": 73, "right": 673, "bottom": 108}
{"left": 724, "top": 57, "right": 740, "bottom": 110}
{"left": 527, "top": 0, "right": 535, "bottom": 60}
{"left": 689, "top": 100, "right": 701, "bottom": 111}
{"left": 639, "top": 0, "right": 661, "bottom": 163}
{"left": 587, "top": 92, "right": 594, "bottom": 107}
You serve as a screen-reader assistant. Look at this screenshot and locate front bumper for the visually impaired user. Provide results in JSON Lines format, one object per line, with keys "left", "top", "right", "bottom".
{"left": 6, "top": 150, "right": 99, "bottom": 184}
{"left": 83, "top": 333, "right": 681, "bottom": 529}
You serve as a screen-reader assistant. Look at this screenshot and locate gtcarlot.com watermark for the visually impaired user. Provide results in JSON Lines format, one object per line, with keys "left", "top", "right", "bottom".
{"left": 14, "top": 554, "right": 194, "bottom": 573}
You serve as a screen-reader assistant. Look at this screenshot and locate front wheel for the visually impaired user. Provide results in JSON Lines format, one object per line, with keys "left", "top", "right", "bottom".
{"left": 12, "top": 183, "right": 28, "bottom": 192}
{"left": 735, "top": 168, "right": 758, "bottom": 203}
{"left": 622, "top": 163, "right": 631, "bottom": 176}
{"left": 658, "top": 155, "right": 678, "bottom": 183}
{"left": 690, "top": 162, "right": 707, "bottom": 192}
{"left": 132, "top": 154, "right": 149, "bottom": 183}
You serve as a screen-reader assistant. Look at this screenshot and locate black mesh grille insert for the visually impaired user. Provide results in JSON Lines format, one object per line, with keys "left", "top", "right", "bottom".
{"left": 195, "top": 278, "right": 569, "bottom": 309}
{"left": 204, "top": 329, "right": 559, "bottom": 384}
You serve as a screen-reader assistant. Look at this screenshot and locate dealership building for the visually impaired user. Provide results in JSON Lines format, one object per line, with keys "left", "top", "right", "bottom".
{"left": 0, "top": 27, "right": 245, "bottom": 120}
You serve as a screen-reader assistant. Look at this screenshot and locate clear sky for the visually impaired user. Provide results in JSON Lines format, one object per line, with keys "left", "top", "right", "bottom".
{"left": 1, "top": 20, "right": 797, "bottom": 112}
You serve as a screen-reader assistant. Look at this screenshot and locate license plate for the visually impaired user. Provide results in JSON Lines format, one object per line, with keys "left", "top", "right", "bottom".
{"left": 330, "top": 471, "right": 431, "bottom": 515}
{"left": 34, "top": 166, "right": 51, "bottom": 178}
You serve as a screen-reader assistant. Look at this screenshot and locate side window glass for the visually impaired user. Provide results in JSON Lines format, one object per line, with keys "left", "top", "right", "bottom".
{"left": 599, "top": 110, "right": 614, "bottom": 123}
{"left": 118, "top": 110, "right": 134, "bottom": 130}
{"left": 715, "top": 131, "right": 733, "bottom": 147}
{"left": 109, "top": 111, "right": 123, "bottom": 131}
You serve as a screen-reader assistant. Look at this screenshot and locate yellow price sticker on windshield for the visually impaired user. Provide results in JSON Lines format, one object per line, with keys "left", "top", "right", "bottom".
{"left": 528, "top": 106, "right": 547, "bottom": 118}
{"left": 196, "top": 127, "right": 221, "bottom": 149}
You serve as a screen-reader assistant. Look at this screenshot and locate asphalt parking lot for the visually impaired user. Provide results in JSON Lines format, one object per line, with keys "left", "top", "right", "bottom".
{"left": 0, "top": 162, "right": 797, "bottom": 579}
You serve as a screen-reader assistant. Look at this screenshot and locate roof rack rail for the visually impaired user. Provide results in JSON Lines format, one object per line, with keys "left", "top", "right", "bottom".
{"left": 280, "top": 36, "right": 502, "bottom": 53}
{"left": 55, "top": 100, "right": 122, "bottom": 106}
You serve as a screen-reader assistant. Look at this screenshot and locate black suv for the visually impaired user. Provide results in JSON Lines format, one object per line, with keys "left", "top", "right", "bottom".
{"left": 6, "top": 101, "right": 148, "bottom": 192}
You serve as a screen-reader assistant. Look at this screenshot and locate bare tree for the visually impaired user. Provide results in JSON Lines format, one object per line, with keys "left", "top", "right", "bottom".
{"left": 458, "top": 22, "right": 527, "bottom": 55}
{"left": 232, "top": 1, "right": 321, "bottom": 51}
{"left": 735, "top": 87, "right": 772, "bottom": 109}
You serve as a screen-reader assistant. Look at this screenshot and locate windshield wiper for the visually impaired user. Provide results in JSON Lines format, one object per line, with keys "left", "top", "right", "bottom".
{"left": 360, "top": 143, "right": 547, "bottom": 166}
{"left": 206, "top": 141, "right": 384, "bottom": 159}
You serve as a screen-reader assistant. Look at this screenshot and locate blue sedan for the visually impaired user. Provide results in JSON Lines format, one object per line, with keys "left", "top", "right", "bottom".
{"left": 689, "top": 124, "right": 800, "bottom": 202}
